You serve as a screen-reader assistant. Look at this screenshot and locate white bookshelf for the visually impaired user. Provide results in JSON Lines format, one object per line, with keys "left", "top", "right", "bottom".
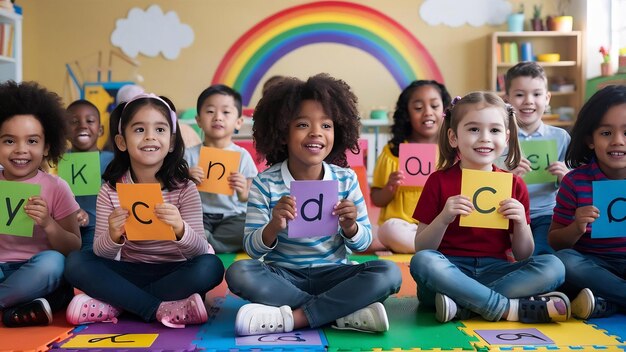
{"left": 0, "top": 8, "right": 21, "bottom": 82}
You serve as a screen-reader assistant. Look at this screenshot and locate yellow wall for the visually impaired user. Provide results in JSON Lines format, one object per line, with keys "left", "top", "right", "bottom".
{"left": 19, "top": 0, "right": 560, "bottom": 116}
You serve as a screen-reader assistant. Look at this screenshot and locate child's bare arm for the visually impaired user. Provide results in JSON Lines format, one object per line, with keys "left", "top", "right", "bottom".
{"left": 548, "top": 205, "right": 598, "bottom": 250}
{"left": 24, "top": 196, "right": 80, "bottom": 255}
{"left": 228, "top": 172, "right": 250, "bottom": 202}
{"left": 499, "top": 198, "right": 533, "bottom": 260}
{"left": 414, "top": 195, "right": 473, "bottom": 251}
{"left": 370, "top": 170, "right": 405, "bottom": 207}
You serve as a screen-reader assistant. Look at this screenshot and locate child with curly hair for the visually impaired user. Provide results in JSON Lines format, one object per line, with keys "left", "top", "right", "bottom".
{"left": 371, "top": 80, "right": 451, "bottom": 253}
{"left": 0, "top": 81, "right": 81, "bottom": 327}
{"left": 225, "top": 74, "right": 402, "bottom": 336}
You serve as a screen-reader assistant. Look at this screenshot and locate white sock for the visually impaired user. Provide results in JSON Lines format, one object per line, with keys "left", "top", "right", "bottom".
{"left": 506, "top": 299, "right": 519, "bottom": 321}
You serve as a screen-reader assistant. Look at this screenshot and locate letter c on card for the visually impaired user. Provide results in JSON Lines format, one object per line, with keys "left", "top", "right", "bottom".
{"left": 473, "top": 186, "right": 497, "bottom": 214}
{"left": 131, "top": 201, "right": 152, "bottom": 225}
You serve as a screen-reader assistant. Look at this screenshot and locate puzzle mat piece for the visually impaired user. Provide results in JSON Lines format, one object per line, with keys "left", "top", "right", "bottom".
{"left": 468, "top": 346, "right": 626, "bottom": 352}
{"left": 0, "top": 310, "right": 74, "bottom": 352}
{"left": 194, "top": 294, "right": 326, "bottom": 351}
{"left": 460, "top": 316, "right": 623, "bottom": 350}
{"left": 216, "top": 253, "right": 237, "bottom": 269}
{"left": 349, "top": 254, "right": 380, "bottom": 264}
{"left": 587, "top": 313, "right": 626, "bottom": 343}
{"left": 395, "top": 262, "right": 417, "bottom": 298}
{"left": 324, "top": 297, "right": 477, "bottom": 351}
{"left": 51, "top": 318, "right": 199, "bottom": 352}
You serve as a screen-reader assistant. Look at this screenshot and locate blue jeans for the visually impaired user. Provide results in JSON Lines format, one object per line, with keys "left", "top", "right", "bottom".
{"left": 225, "top": 260, "right": 402, "bottom": 328}
{"left": 531, "top": 215, "right": 554, "bottom": 255}
{"left": 0, "top": 250, "right": 71, "bottom": 310}
{"left": 410, "top": 250, "right": 565, "bottom": 321}
{"left": 555, "top": 249, "right": 626, "bottom": 310}
{"left": 64, "top": 251, "right": 224, "bottom": 322}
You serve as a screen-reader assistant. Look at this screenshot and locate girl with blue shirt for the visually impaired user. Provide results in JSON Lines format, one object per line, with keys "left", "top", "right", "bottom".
{"left": 225, "top": 74, "right": 402, "bottom": 336}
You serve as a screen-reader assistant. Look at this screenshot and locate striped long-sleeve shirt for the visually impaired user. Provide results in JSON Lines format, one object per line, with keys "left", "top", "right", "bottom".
{"left": 244, "top": 161, "right": 372, "bottom": 268}
{"left": 553, "top": 159, "right": 626, "bottom": 254}
{"left": 93, "top": 170, "right": 213, "bottom": 263}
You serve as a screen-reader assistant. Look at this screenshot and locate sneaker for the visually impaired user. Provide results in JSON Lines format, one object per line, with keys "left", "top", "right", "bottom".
{"left": 435, "top": 293, "right": 458, "bottom": 323}
{"left": 156, "top": 293, "right": 208, "bottom": 329}
{"left": 66, "top": 293, "right": 121, "bottom": 325}
{"left": 333, "top": 302, "right": 389, "bottom": 332}
{"left": 2, "top": 298, "right": 53, "bottom": 327}
{"left": 572, "top": 288, "right": 618, "bottom": 319}
{"left": 519, "top": 291, "right": 571, "bottom": 323}
{"left": 235, "top": 303, "right": 294, "bottom": 336}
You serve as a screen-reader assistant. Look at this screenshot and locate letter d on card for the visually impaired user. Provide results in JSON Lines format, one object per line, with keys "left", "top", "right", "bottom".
{"left": 0, "top": 180, "right": 40, "bottom": 237}
{"left": 288, "top": 180, "right": 339, "bottom": 238}
{"left": 592, "top": 180, "right": 626, "bottom": 238}
{"left": 117, "top": 183, "right": 175, "bottom": 241}
{"left": 460, "top": 169, "right": 512, "bottom": 230}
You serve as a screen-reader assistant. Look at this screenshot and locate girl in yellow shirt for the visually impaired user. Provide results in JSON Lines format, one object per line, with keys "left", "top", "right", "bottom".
{"left": 371, "top": 80, "right": 450, "bottom": 253}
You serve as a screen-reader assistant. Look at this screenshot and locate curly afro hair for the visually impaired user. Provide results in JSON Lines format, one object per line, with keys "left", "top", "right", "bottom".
{"left": 252, "top": 73, "right": 361, "bottom": 168}
{"left": 0, "top": 80, "right": 68, "bottom": 165}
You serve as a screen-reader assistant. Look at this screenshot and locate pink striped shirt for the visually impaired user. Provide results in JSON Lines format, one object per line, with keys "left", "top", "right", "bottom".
{"left": 93, "top": 171, "right": 213, "bottom": 263}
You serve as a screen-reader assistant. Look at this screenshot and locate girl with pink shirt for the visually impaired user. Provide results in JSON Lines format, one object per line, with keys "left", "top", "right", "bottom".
{"left": 64, "top": 93, "right": 224, "bottom": 328}
{"left": 0, "top": 81, "right": 81, "bottom": 327}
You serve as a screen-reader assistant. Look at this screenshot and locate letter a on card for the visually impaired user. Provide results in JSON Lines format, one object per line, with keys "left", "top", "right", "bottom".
{"left": 399, "top": 143, "right": 437, "bottom": 186}
{"left": 117, "top": 183, "right": 175, "bottom": 241}
{"left": 197, "top": 146, "right": 240, "bottom": 195}
{"left": 592, "top": 180, "right": 626, "bottom": 238}
{"left": 288, "top": 180, "right": 339, "bottom": 238}
{"left": 459, "top": 169, "right": 512, "bottom": 229}
{"left": 58, "top": 151, "right": 101, "bottom": 196}
{"left": 0, "top": 181, "right": 40, "bottom": 237}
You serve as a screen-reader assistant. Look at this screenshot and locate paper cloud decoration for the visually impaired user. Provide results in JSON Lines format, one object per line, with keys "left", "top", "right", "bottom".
{"left": 111, "top": 4, "right": 194, "bottom": 60}
{"left": 420, "top": 0, "right": 511, "bottom": 27}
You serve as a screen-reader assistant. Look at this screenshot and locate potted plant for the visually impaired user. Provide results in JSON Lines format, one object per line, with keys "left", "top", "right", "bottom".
{"left": 554, "top": 0, "right": 573, "bottom": 31}
{"left": 600, "top": 46, "right": 613, "bottom": 76}
{"left": 531, "top": 4, "right": 544, "bottom": 31}
{"left": 507, "top": 3, "right": 525, "bottom": 32}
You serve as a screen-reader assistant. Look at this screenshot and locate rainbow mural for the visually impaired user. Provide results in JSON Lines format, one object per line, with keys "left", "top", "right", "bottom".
{"left": 211, "top": 1, "right": 443, "bottom": 106}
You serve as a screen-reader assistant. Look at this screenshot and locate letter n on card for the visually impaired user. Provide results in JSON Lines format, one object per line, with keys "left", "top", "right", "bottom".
{"left": 592, "top": 180, "right": 626, "bottom": 238}
{"left": 288, "top": 180, "right": 339, "bottom": 238}
{"left": 57, "top": 151, "right": 101, "bottom": 196}
{"left": 197, "top": 146, "right": 240, "bottom": 195}
{"left": 117, "top": 183, "right": 175, "bottom": 241}
{"left": 520, "top": 140, "right": 558, "bottom": 184}
{"left": 0, "top": 181, "right": 40, "bottom": 237}
{"left": 399, "top": 143, "right": 437, "bottom": 186}
{"left": 460, "top": 169, "right": 512, "bottom": 229}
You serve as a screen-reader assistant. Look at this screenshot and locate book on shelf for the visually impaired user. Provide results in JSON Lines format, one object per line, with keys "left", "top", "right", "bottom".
{"left": 0, "top": 23, "right": 14, "bottom": 57}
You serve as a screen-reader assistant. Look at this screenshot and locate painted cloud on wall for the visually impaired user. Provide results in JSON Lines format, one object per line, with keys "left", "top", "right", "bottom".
{"left": 111, "top": 5, "right": 194, "bottom": 60}
{"left": 420, "top": 0, "right": 511, "bottom": 27}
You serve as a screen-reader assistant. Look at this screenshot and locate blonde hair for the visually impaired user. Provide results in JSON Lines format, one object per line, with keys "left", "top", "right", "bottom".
{"left": 437, "top": 91, "right": 521, "bottom": 170}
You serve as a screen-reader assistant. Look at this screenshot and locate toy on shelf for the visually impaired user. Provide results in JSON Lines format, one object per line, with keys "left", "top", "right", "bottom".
{"left": 64, "top": 49, "right": 141, "bottom": 149}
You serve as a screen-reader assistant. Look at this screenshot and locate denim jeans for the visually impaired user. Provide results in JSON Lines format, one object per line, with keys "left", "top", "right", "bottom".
{"left": 410, "top": 250, "right": 565, "bottom": 321}
{"left": 225, "top": 260, "right": 402, "bottom": 328}
{"left": 64, "top": 251, "right": 224, "bottom": 322}
{"left": 531, "top": 215, "right": 554, "bottom": 255}
{"left": 0, "top": 250, "right": 71, "bottom": 310}
{"left": 555, "top": 248, "right": 626, "bottom": 310}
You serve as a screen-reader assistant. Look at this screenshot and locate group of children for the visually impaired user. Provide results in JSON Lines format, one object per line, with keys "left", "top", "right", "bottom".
{"left": 0, "top": 60, "right": 624, "bottom": 336}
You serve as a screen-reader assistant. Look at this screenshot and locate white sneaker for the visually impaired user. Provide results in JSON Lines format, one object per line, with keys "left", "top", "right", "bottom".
{"left": 333, "top": 302, "right": 389, "bottom": 333}
{"left": 235, "top": 303, "right": 294, "bottom": 336}
{"left": 435, "top": 293, "right": 458, "bottom": 323}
